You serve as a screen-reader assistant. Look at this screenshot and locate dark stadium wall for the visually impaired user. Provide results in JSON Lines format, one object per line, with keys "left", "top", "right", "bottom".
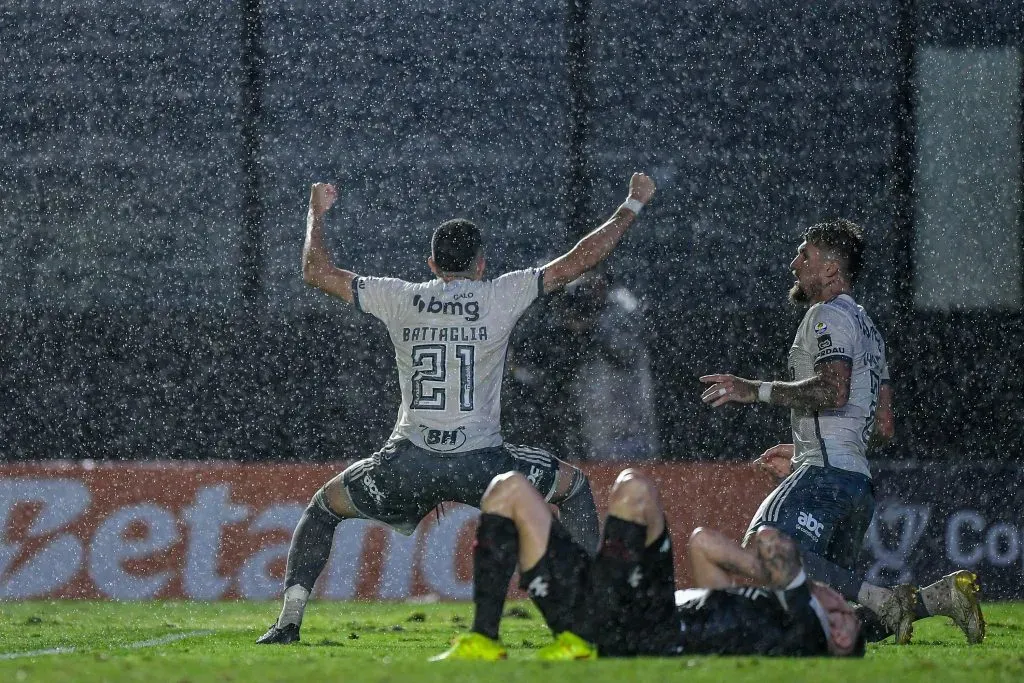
{"left": 0, "top": 1, "right": 1021, "bottom": 462}
{"left": 581, "top": 0, "right": 903, "bottom": 462}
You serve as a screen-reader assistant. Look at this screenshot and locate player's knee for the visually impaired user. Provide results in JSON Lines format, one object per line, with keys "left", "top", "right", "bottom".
{"left": 481, "top": 471, "right": 531, "bottom": 516}
{"left": 607, "top": 470, "right": 658, "bottom": 520}
{"left": 319, "top": 477, "right": 357, "bottom": 519}
{"left": 688, "top": 527, "right": 710, "bottom": 553}
{"left": 610, "top": 469, "right": 656, "bottom": 504}
{"left": 688, "top": 526, "right": 733, "bottom": 562}
{"left": 754, "top": 526, "right": 798, "bottom": 560}
{"left": 613, "top": 467, "right": 643, "bottom": 486}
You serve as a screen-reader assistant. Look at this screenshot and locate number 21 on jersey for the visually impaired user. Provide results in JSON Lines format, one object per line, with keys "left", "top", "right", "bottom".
{"left": 410, "top": 344, "right": 475, "bottom": 411}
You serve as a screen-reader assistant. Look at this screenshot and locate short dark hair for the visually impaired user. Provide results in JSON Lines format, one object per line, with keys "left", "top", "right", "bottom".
{"left": 803, "top": 219, "right": 865, "bottom": 283}
{"left": 431, "top": 219, "right": 483, "bottom": 273}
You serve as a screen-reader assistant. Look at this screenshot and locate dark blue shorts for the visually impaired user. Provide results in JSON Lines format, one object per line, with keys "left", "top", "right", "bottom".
{"left": 342, "top": 439, "right": 562, "bottom": 534}
{"left": 745, "top": 464, "right": 874, "bottom": 571}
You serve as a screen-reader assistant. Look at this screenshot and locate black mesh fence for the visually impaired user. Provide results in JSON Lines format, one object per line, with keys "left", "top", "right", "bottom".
{"left": 1, "top": 0, "right": 1021, "bottom": 462}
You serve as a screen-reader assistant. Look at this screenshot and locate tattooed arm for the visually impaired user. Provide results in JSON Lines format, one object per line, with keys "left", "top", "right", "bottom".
{"left": 688, "top": 527, "right": 769, "bottom": 588}
{"left": 700, "top": 359, "right": 851, "bottom": 412}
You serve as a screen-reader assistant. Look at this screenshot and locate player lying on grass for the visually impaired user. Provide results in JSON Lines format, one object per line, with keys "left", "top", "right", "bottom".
{"left": 431, "top": 468, "right": 865, "bottom": 660}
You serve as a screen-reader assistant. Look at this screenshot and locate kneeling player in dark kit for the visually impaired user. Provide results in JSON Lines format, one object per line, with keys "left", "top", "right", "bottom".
{"left": 432, "top": 468, "right": 864, "bottom": 661}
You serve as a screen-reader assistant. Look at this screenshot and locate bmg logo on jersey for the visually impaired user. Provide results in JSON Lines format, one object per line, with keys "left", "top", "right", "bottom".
{"left": 797, "top": 511, "right": 825, "bottom": 539}
{"left": 412, "top": 294, "right": 480, "bottom": 322}
{"left": 420, "top": 425, "right": 468, "bottom": 451}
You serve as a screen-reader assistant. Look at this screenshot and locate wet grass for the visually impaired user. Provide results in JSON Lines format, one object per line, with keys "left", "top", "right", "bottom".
{"left": 0, "top": 600, "right": 1021, "bottom": 682}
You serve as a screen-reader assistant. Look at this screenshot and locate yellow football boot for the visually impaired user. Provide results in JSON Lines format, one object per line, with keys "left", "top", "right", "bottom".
{"left": 429, "top": 632, "right": 508, "bottom": 662}
{"left": 536, "top": 631, "right": 598, "bottom": 661}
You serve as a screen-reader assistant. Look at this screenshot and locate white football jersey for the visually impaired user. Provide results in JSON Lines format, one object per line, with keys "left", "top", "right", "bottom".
{"left": 789, "top": 294, "right": 889, "bottom": 477}
{"left": 353, "top": 268, "right": 543, "bottom": 452}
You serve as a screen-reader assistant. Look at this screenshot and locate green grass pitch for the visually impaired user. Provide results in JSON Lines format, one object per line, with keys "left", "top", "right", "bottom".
{"left": 1, "top": 600, "right": 1022, "bottom": 682}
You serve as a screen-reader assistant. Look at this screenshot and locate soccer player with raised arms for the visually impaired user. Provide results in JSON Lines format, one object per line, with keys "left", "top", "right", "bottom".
{"left": 258, "top": 172, "right": 656, "bottom": 644}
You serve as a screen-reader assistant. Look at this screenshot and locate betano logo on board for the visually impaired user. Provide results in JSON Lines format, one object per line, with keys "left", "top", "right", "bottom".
{"left": 0, "top": 471, "right": 476, "bottom": 600}
{"left": 3, "top": 463, "right": 1019, "bottom": 600}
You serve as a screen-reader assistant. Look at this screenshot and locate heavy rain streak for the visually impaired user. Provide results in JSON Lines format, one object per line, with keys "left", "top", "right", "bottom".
{"left": 0, "top": 0, "right": 1021, "bottom": 677}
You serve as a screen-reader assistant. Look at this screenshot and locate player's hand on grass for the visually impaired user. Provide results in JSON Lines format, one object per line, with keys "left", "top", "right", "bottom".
{"left": 628, "top": 172, "right": 656, "bottom": 204}
{"left": 753, "top": 443, "right": 794, "bottom": 480}
{"left": 310, "top": 182, "right": 338, "bottom": 217}
{"left": 699, "top": 374, "right": 758, "bottom": 407}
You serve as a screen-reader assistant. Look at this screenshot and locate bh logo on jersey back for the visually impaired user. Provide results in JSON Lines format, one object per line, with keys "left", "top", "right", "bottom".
{"left": 797, "top": 511, "right": 824, "bottom": 539}
{"left": 412, "top": 294, "right": 480, "bottom": 322}
{"left": 421, "top": 426, "right": 468, "bottom": 452}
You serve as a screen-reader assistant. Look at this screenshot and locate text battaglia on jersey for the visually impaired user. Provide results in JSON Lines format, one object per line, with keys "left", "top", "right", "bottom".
{"left": 401, "top": 326, "right": 488, "bottom": 343}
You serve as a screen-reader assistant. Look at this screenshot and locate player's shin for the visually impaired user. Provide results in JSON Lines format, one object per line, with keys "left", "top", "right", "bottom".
{"left": 518, "top": 521, "right": 581, "bottom": 636}
{"left": 854, "top": 605, "right": 895, "bottom": 643}
{"left": 591, "top": 516, "right": 646, "bottom": 594}
{"left": 573, "top": 516, "right": 647, "bottom": 643}
{"left": 795, "top": 547, "right": 922, "bottom": 642}
{"left": 278, "top": 489, "right": 342, "bottom": 628}
{"left": 471, "top": 513, "right": 520, "bottom": 640}
{"left": 555, "top": 470, "right": 599, "bottom": 555}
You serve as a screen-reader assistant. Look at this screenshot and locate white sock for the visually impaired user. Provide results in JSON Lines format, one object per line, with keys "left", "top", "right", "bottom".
{"left": 919, "top": 578, "right": 950, "bottom": 617}
{"left": 277, "top": 585, "right": 310, "bottom": 628}
{"left": 857, "top": 582, "right": 891, "bottom": 613}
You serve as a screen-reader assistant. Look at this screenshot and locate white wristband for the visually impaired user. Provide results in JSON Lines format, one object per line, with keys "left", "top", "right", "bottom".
{"left": 621, "top": 198, "right": 644, "bottom": 215}
{"left": 757, "top": 381, "right": 774, "bottom": 403}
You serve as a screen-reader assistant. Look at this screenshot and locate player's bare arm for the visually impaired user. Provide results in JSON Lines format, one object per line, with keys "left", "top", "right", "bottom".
{"left": 302, "top": 182, "right": 358, "bottom": 304}
{"left": 749, "top": 527, "right": 803, "bottom": 587}
{"left": 689, "top": 526, "right": 769, "bottom": 588}
{"left": 699, "top": 359, "right": 851, "bottom": 411}
{"left": 868, "top": 382, "right": 895, "bottom": 447}
{"left": 541, "top": 172, "right": 655, "bottom": 294}
{"left": 691, "top": 526, "right": 801, "bottom": 588}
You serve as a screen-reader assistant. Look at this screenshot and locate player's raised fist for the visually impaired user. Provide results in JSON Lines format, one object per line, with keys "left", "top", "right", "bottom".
{"left": 628, "top": 172, "right": 656, "bottom": 205}
{"left": 310, "top": 183, "right": 338, "bottom": 216}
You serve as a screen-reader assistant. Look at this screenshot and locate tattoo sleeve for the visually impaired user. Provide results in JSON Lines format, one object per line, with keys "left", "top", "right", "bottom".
{"left": 754, "top": 533, "right": 802, "bottom": 587}
{"left": 770, "top": 360, "right": 851, "bottom": 411}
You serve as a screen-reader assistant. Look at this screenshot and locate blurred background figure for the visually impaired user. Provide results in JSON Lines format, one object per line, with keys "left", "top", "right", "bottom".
{"left": 512, "top": 271, "right": 658, "bottom": 462}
